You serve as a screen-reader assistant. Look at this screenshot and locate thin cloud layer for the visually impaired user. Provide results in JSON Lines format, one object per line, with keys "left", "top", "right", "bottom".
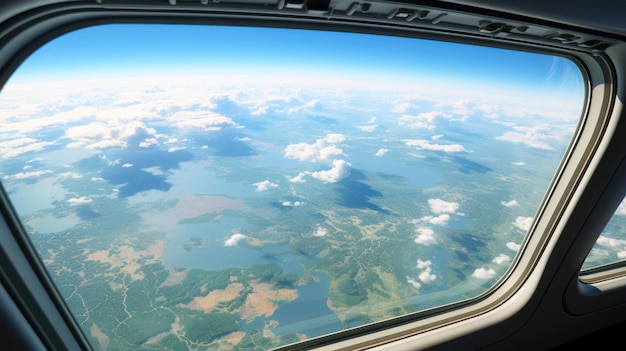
{"left": 404, "top": 139, "right": 466, "bottom": 153}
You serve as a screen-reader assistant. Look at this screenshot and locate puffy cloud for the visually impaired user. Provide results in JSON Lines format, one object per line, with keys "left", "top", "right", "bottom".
{"left": 419, "top": 269, "right": 437, "bottom": 283}
{"left": 596, "top": 235, "right": 626, "bottom": 248}
{"left": 398, "top": 111, "right": 448, "bottom": 130}
{"left": 501, "top": 200, "right": 519, "bottom": 208}
{"left": 287, "top": 172, "right": 307, "bottom": 183}
{"left": 65, "top": 120, "right": 162, "bottom": 150}
{"left": 67, "top": 197, "right": 93, "bottom": 206}
{"left": 472, "top": 267, "right": 497, "bottom": 279}
{"left": 375, "top": 148, "right": 388, "bottom": 156}
{"left": 313, "top": 225, "right": 328, "bottom": 237}
{"left": 122, "top": 163, "right": 133, "bottom": 168}
{"left": 358, "top": 125, "right": 378, "bottom": 132}
{"left": 496, "top": 124, "right": 555, "bottom": 150}
{"left": 404, "top": 139, "right": 466, "bottom": 153}
{"left": 253, "top": 180, "right": 278, "bottom": 191}
{"left": 139, "top": 138, "right": 158, "bottom": 148}
{"left": 284, "top": 133, "right": 346, "bottom": 162}
{"left": 513, "top": 216, "right": 533, "bottom": 232}
{"left": 311, "top": 159, "right": 351, "bottom": 183}
{"left": 414, "top": 227, "right": 437, "bottom": 245}
{"left": 224, "top": 233, "right": 246, "bottom": 247}
{"left": 421, "top": 214, "right": 450, "bottom": 226}
{"left": 506, "top": 242, "right": 521, "bottom": 251}
{"left": 284, "top": 142, "right": 340, "bottom": 162}
{"left": 493, "top": 254, "right": 511, "bottom": 265}
{"left": 406, "top": 276, "right": 421, "bottom": 289}
{"left": 428, "top": 199, "right": 460, "bottom": 214}
{"left": 417, "top": 259, "right": 432, "bottom": 270}
{"left": 415, "top": 259, "right": 437, "bottom": 283}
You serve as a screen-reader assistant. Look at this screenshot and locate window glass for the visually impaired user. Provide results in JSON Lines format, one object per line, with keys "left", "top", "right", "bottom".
{"left": 582, "top": 197, "right": 626, "bottom": 271}
{"left": 0, "top": 24, "right": 584, "bottom": 350}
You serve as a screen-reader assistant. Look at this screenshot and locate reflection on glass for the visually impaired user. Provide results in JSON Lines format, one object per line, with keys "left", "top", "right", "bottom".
{"left": 0, "top": 24, "right": 584, "bottom": 350}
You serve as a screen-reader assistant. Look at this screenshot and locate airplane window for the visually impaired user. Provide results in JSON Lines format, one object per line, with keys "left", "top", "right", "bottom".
{"left": 0, "top": 24, "right": 584, "bottom": 350}
{"left": 582, "top": 197, "right": 626, "bottom": 271}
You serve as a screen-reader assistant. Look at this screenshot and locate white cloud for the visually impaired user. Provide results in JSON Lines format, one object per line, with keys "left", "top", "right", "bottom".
{"left": 122, "top": 163, "right": 133, "bottom": 168}
{"left": 513, "top": 216, "right": 533, "bottom": 232}
{"left": 224, "top": 233, "right": 246, "bottom": 247}
{"left": 4, "top": 170, "right": 52, "bottom": 180}
{"left": 415, "top": 259, "right": 437, "bottom": 283}
{"left": 404, "top": 139, "right": 466, "bottom": 153}
{"left": 506, "top": 242, "right": 521, "bottom": 251}
{"left": 58, "top": 172, "right": 82, "bottom": 179}
{"left": 65, "top": 120, "right": 162, "bottom": 150}
{"left": 419, "top": 268, "right": 437, "bottom": 283}
{"left": 375, "top": 148, "right": 388, "bottom": 156}
{"left": 472, "top": 267, "right": 497, "bottom": 279}
{"left": 428, "top": 198, "right": 460, "bottom": 214}
{"left": 313, "top": 225, "right": 328, "bottom": 237}
{"left": 253, "top": 180, "right": 278, "bottom": 191}
{"left": 0, "top": 138, "right": 56, "bottom": 159}
{"left": 324, "top": 133, "right": 346, "bottom": 144}
{"left": 416, "top": 259, "right": 432, "bottom": 270}
{"left": 67, "top": 197, "right": 93, "bottom": 206}
{"left": 139, "top": 138, "right": 158, "bottom": 148}
{"left": 398, "top": 111, "right": 447, "bottom": 130}
{"left": 493, "top": 254, "right": 511, "bottom": 265}
{"left": 284, "top": 142, "right": 340, "bottom": 162}
{"left": 406, "top": 276, "right": 421, "bottom": 289}
{"left": 311, "top": 159, "right": 351, "bottom": 183}
{"left": 511, "top": 161, "right": 525, "bottom": 166}
{"left": 282, "top": 201, "right": 304, "bottom": 207}
{"left": 393, "top": 102, "right": 420, "bottom": 113}
{"left": 501, "top": 200, "right": 519, "bottom": 208}
{"left": 496, "top": 124, "right": 555, "bottom": 150}
{"left": 287, "top": 172, "right": 308, "bottom": 183}
{"left": 596, "top": 235, "right": 626, "bottom": 248}
{"left": 414, "top": 227, "right": 437, "bottom": 245}
{"left": 172, "top": 110, "right": 236, "bottom": 131}
{"left": 358, "top": 125, "right": 378, "bottom": 132}
{"left": 432, "top": 134, "right": 444, "bottom": 140}
{"left": 421, "top": 214, "right": 450, "bottom": 226}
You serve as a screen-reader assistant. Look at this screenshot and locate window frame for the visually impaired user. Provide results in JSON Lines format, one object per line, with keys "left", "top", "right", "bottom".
{"left": 0, "top": 1, "right": 623, "bottom": 350}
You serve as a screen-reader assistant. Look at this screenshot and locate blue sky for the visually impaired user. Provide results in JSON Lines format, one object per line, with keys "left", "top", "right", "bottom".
{"left": 9, "top": 23, "right": 583, "bottom": 101}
